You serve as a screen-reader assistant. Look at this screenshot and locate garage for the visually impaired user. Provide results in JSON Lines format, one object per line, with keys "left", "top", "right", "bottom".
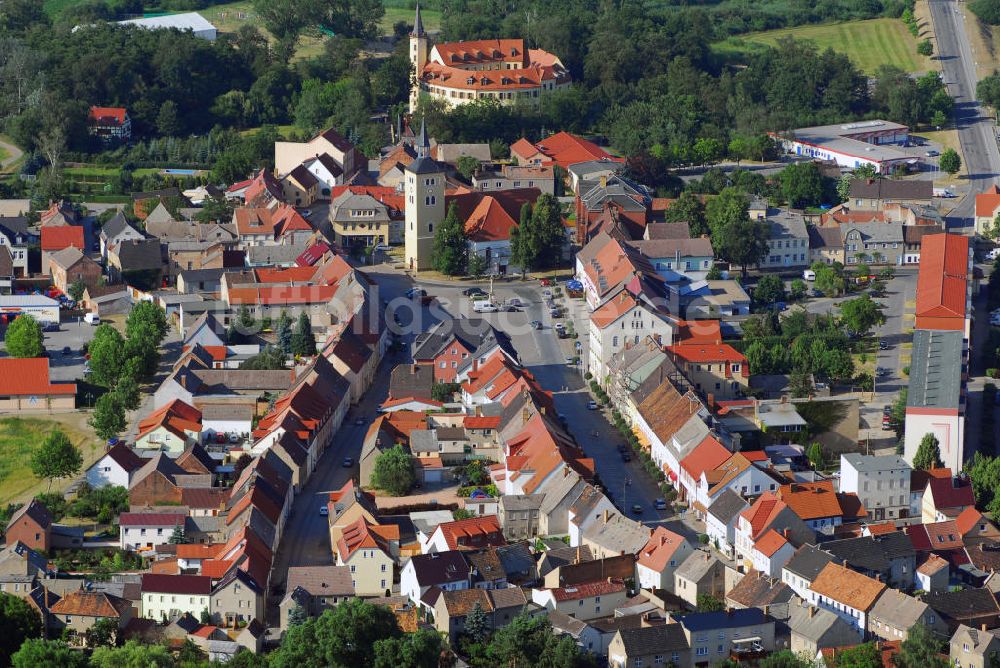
{"left": 0, "top": 295, "right": 60, "bottom": 326}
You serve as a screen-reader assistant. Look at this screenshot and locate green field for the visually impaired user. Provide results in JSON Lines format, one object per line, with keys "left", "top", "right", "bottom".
{"left": 0, "top": 417, "right": 99, "bottom": 504}
{"left": 712, "top": 18, "right": 929, "bottom": 75}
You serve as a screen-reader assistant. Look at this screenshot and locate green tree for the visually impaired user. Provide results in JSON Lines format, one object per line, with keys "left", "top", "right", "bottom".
{"left": 241, "top": 345, "right": 287, "bottom": 370}
{"left": 917, "top": 39, "right": 934, "bottom": 57}
{"left": 789, "top": 279, "right": 807, "bottom": 300}
{"left": 464, "top": 601, "right": 490, "bottom": 644}
{"left": 67, "top": 279, "right": 87, "bottom": 302}
{"left": 276, "top": 311, "right": 293, "bottom": 354}
{"left": 370, "top": 445, "right": 416, "bottom": 496}
{"left": 939, "top": 148, "right": 961, "bottom": 175}
{"left": 90, "top": 640, "right": 175, "bottom": 668}
{"left": 706, "top": 188, "right": 768, "bottom": 275}
{"left": 760, "top": 650, "right": 812, "bottom": 668}
{"left": 227, "top": 305, "right": 258, "bottom": 345}
{"left": 913, "top": 433, "right": 944, "bottom": 471}
{"left": 287, "top": 604, "right": 308, "bottom": 627}
{"left": 978, "top": 72, "right": 1000, "bottom": 114}
{"left": 456, "top": 155, "right": 480, "bottom": 180}
{"left": 477, "top": 612, "right": 596, "bottom": 668}
{"left": 468, "top": 252, "right": 488, "bottom": 278}
{"left": 814, "top": 263, "right": 845, "bottom": 297}
{"left": 664, "top": 191, "right": 708, "bottom": 237}
{"left": 167, "top": 525, "right": 185, "bottom": 544}
{"left": 509, "top": 202, "right": 534, "bottom": 276}
{"left": 85, "top": 616, "right": 119, "bottom": 648}
{"left": 269, "top": 599, "right": 402, "bottom": 668}
{"left": 839, "top": 295, "right": 886, "bottom": 336}
{"left": 789, "top": 367, "right": 814, "bottom": 398}
{"left": 291, "top": 312, "right": 316, "bottom": 357}
{"left": 833, "top": 642, "right": 882, "bottom": 668}
{"left": 806, "top": 442, "right": 824, "bottom": 469}
{"left": 779, "top": 161, "right": 825, "bottom": 208}
{"left": 156, "top": 100, "right": 181, "bottom": 136}
{"left": 432, "top": 202, "right": 468, "bottom": 276}
{"left": 89, "top": 392, "right": 127, "bottom": 442}
{"left": 30, "top": 430, "right": 82, "bottom": 492}
{"left": 125, "top": 301, "right": 168, "bottom": 343}
{"left": 0, "top": 592, "right": 42, "bottom": 666}
{"left": 753, "top": 274, "right": 786, "bottom": 305}
{"left": 696, "top": 594, "right": 725, "bottom": 612}
{"left": 896, "top": 619, "right": 949, "bottom": 668}
{"left": 431, "top": 382, "right": 460, "bottom": 403}
{"left": 4, "top": 314, "right": 43, "bottom": 358}
{"left": 87, "top": 325, "right": 127, "bottom": 388}
{"left": 12, "top": 638, "right": 87, "bottom": 668}
{"left": 373, "top": 628, "right": 446, "bottom": 668}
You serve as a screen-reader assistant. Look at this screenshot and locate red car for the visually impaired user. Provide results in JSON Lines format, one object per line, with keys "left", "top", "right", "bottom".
{"left": 539, "top": 278, "right": 552, "bottom": 287}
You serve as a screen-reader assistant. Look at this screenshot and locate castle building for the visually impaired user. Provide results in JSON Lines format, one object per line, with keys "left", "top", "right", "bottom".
{"left": 404, "top": 121, "right": 445, "bottom": 271}
{"left": 408, "top": 5, "right": 571, "bottom": 112}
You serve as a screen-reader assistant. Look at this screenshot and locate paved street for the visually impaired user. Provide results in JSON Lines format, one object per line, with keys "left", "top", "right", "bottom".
{"left": 929, "top": 0, "right": 1000, "bottom": 227}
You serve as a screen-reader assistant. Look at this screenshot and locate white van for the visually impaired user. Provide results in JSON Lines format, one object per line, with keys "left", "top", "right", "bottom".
{"left": 83, "top": 313, "right": 101, "bottom": 325}
{"left": 802, "top": 269, "right": 816, "bottom": 281}
{"left": 473, "top": 300, "right": 498, "bottom": 313}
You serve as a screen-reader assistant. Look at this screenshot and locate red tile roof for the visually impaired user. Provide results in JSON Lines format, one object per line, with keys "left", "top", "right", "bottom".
{"left": 778, "top": 481, "right": 844, "bottom": 520}
{"left": 254, "top": 266, "right": 317, "bottom": 284}
{"left": 336, "top": 516, "right": 398, "bottom": 561}
{"left": 227, "top": 284, "right": 338, "bottom": 307}
{"left": 514, "top": 131, "right": 623, "bottom": 169}
{"left": 675, "top": 320, "right": 722, "bottom": 346}
{"left": 976, "top": 184, "right": 1000, "bottom": 217}
{"left": 432, "top": 515, "right": 505, "bottom": 551}
{"left": 740, "top": 492, "right": 787, "bottom": 540}
{"left": 915, "top": 233, "right": 969, "bottom": 330}
{"left": 41, "top": 225, "right": 85, "bottom": 252}
{"left": 956, "top": 507, "right": 985, "bottom": 535}
{"left": 464, "top": 415, "right": 501, "bottom": 430}
{"left": 200, "top": 559, "right": 234, "bottom": 578}
{"left": 51, "top": 591, "right": 131, "bottom": 618}
{"left": 549, "top": 579, "right": 625, "bottom": 602}
{"left": 0, "top": 358, "right": 76, "bottom": 396}
{"left": 754, "top": 528, "right": 789, "bottom": 558}
{"left": 176, "top": 544, "right": 223, "bottom": 560}
{"left": 926, "top": 475, "right": 975, "bottom": 510}
{"left": 680, "top": 435, "right": 732, "bottom": 481}
{"left": 137, "top": 398, "right": 202, "bottom": 442}
{"left": 89, "top": 106, "right": 127, "bottom": 125}
{"left": 668, "top": 344, "right": 749, "bottom": 374}
{"left": 637, "top": 527, "right": 688, "bottom": 571}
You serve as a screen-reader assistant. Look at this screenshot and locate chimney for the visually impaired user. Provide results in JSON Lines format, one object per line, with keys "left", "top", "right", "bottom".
{"left": 707, "top": 393, "right": 715, "bottom": 409}
{"left": 783, "top": 528, "right": 790, "bottom": 539}
{"left": 603, "top": 509, "right": 610, "bottom": 523}
{"left": 575, "top": 546, "right": 582, "bottom": 564}
{"left": 411, "top": 363, "right": 418, "bottom": 375}
{"left": 522, "top": 407, "right": 531, "bottom": 423}
{"left": 809, "top": 606, "right": 816, "bottom": 618}
{"left": 600, "top": 175, "right": 607, "bottom": 188}
{"left": 475, "top": 405, "right": 482, "bottom": 417}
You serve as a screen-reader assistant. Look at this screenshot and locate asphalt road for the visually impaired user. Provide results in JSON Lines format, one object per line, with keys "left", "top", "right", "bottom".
{"left": 929, "top": 0, "right": 1000, "bottom": 225}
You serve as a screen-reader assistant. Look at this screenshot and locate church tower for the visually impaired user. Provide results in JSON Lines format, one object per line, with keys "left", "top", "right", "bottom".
{"left": 409, "top": 4, "right": 429, "bottom": 112}
{"left": 404, "top": 120, "right": 445, "bottom": 271}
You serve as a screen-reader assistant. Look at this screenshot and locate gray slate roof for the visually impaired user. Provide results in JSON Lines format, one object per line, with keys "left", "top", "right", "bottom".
{"left": 907, "top": 329, "right": 964, "bottom": 410}
{"left": 783, "top": 544, "right": 835, "bottom": 581}
{"left": 617, "top": 624, "right": 690, "bottom": 656}
{"left": 706, "top": 488, "right": 749, "bottom": 524}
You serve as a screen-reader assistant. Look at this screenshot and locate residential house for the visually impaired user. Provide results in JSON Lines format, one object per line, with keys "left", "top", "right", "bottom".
{"left": 809, "top": 225, "right": 845, "bottom": 265}
{"left": 88, "top": 106, "right": 131, "bottom": 142}
{"left": 917, "top": 554, "right": 951, "bottom": 594}
{"left": 840, "top": 453, "right": 912, "bottom": 520}
{"left": 274, "top": 127, "right": 361, "bottom": 183}
{"left": 548, "top": 609, "right": 604, "bottom": 655}
{"left": 278, "top": 565, "right": 354, "bottom": 628}
{"left": 84, "top": 444, "right": 145, "bottom": 489}
{"left": 99, "top": 211, "right": 144, "bottom": 258}
{"left": 757, "top": 208, "right": 810, "bottom": 269}
{"left": 50, "top": 590, "right": 133, "bottom": 646}
{"left": 608, "top": 624, "right": 690, "bottom": 668}
{"left": 685, "top": 280, "right": 752, "bottom": 318}
{"left": 788, "top": 599, "right": 862, "bottom": 658}
{"left": 580, "top": 510, "right": 650, "bottom": 560}
{"left": 128, "top": 452, "right": 212, "bottom": 507}
{"left": 120, "top": 513, "right": 186, "bottom": 552}
{"left": 140, "top": 574, "right": 212, "bottom": 622}
{"left": 588, "top": 285, "right": 676, "bottom": 384}
{"left": 735, "top": 492, "right": 814, "bottom": 569}
{"left": 678, "top": 434, "right": 732, "bottom": 506}
{"left": 922, "top": 473, "right": 975, "bottom": 523}
{"left": 400, "top": 551, "right": 471, "bottom": 608}
{"left": 841, "top": 222, "right": 905, "bottom": 266}
{"left": 666, "top": 343, "right": 749, "bottom": 400}
{"left": 807, "top": 562, "right": 886, "bottom": 633}
{"left": 575, "top": 232, "right": 656, "bottom": 310}
{"left": 423, "top": 515, "right": 506, "bottom": 554}
{"left": 950, "top": 624, "right": 1000, "bottom": 668}
{"left": 677, "top": 608, "right": 776, "bottom": 665}
{"left": 848, "top": 178, "right": 933, "bottom": 211}
{"left": 823, "top": 532, "right": 915, "bottom": 589}
{"left": 106, "top": 239, "right": 164, "bottom": 287}
{"left": 674, "top": 550, "right": 725, "bottom": 608}
{"left": 135, "top": 399, "right": 203, "bottom": 453}
{"left": 498, "top": 494, "right": 543, "bottom": 540}
{"left": 47, "top": 247, "right": 102, "bottom": 292}
{"left": 0, "top": 358, "right": 76, "bottom": 413}
{"left": 302, "top": 154, "right": 344, "bottom": 197}
{"left": 725, "top": 571, "right": 796, "bottom": 621}
{"left": 635, "top": 527, "right": 694, "bottom": 593}
{"left": 867, "top": 588, "right": 947, "bottom": 642}
{"left": 80, "top": 284, "right": 132, "bottom": 317}
{"left": 432, "top": 587, "right": 535, "bottom": 643}
{"left": 473, "top": 164, "right": 556, "bottom": 196}
{"left": 0, "top": 215, "right": 33, "bottom": 275}
{"left": 530, "top": 579, "right": 627, "bottom": 621}
{"left": 926, "top": 589, "right": 1000, "bottom": 633}
{"left": 412, "top": 316, "right": 518, "bottom": 384}
{"left": 543, "top": 554, "right": 635, "bottom": 589}
{"left": 976, "top": 185, "right": 1000, "bottom": 236}
{"left": 6, "top": 500, "right": 52, "bottom": 553}
{"left": 334, "top": 517, "right": 398, "bottom": 596}
{"left": 329, "top": 186, "right": 401, "bottom": 248}
{"left": 209, "top": 568, "right": 265, "bottom": 628}
{"left": 705, "top": 488, "right": 749, "bottom": 558}
{"left": 749, "top": 529, "right": 796, "bottom": 578}
{"left": 777, "top": 481, "right": 846, "bottom": 533}
{"left": 280, "top": 165, "right": 319, "bottom": 207}
{"left": 628, "top": 237, "right": 715, "bottom": 277}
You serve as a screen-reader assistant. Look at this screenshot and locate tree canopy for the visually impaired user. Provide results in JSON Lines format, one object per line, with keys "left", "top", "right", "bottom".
{"left": 4, "top": 315, "right": 43, "bottom": 358}
{"left": 0, "top": 593, "right": 42, "bottom": 667}
{"left": 30, "top": 430, "right": 83, "bottom": 492}
{"left": 913, "top": 433, "right": 944, "bottom": 471}
{"left": 370, "top": 445, "right": 416, "bottom": 496}
{"left": 432, "top": 202, "right": 468, "bottom": 276}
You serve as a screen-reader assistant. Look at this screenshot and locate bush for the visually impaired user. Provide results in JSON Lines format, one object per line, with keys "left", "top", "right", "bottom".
{"left": 698, "top": 534, "right": 710, "bottom": 544}
{"left": 584, "top": 372, "right": 592, "bottom": 380}
{"left": 989, "top": 369, "right": 999, "bottom": 379}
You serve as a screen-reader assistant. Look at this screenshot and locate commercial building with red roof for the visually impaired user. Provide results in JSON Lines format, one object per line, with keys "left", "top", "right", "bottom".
{"left": 914, "top": 233, "right": 971, "bottom": 334}
{"left": 0, "top": 358, "right": 76, "bottom": 412}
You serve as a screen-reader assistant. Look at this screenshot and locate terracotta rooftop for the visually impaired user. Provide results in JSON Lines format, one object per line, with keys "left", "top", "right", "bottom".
{"left": 809, "top": 562, "right": 886, "bottom": 610}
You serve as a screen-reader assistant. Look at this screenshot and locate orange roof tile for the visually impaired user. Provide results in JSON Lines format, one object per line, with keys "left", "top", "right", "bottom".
{"left": 779, "top": 481, "right": 844, "bottom": 521}
{"left": 336, "top": 516, "right": 395, "bottom": 561}
{"left": 228, "top": 284, "right": 338, "bottom": 306}
{"left": 740, "top": 492, "right": 787, "bottom": 540}
{"left": 675, "top": 320, "right": 722, "bottom": 346}
{"left": 40, "top": 226, "right": 85, "bottom": 251}
{"left": 754, "top": 528, "right": 789, "bottom": 558}
{"left": 89, "top": 106, "right": 127, "bottom": 124}
{"left": 433, "top": 515, "right": 505, "bottom": 551}
{"left": 201, "top": 559, "right": 234, "bottom": 578}
{"left": 0, "top": 358, "right": 77, "bottom": 396}
{"left": 915, "top": 233, "right": 969, "bottom": 330}
{"left": 637, "top": 527, "right": 688, "bottom": 572}
{"left": 810, "top": 562, "right": 886, "bottom": 610}
{"left": 668, "top": 343, "right": 748, "bottom": 367}
{"left": 591, "top": 291, "right": 640, "bottom": 329}
{"left": 550, "top": 579, "right": 625, "bottom": 601}
{"left": 680, "top": 435, "right": 732, "bottom": 481}
{"left": 976, "top": 184, "right": 1000, "bottom": 217}
{"left": 176, "top": 544, "right": 224, "bottom": 559}
{"left": 956, "top": 507, "right": 985, "bottom": 535}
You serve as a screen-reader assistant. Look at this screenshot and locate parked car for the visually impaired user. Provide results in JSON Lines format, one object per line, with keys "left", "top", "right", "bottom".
{"left": 319, "top": 505, "right": 328, "bottom": 516}
{"left": 878, "top": 340, "right": 890, "bottom": 350}
{"left": 405, "top": 287, "right": 426, "bottom": 298}
{"left": 875, "top": 367, "right": 890, "bottom": 377}
{"left": 586, "top": 400, "right": 598, "bottom": 410}
{"left": 654, "top": 498, "right": 667, "bottom": 510}
{"left": 61, "top": 346, "right": 71, "bottom": 355}
{"left": 474, "top": 301, "right": 499, "bottom": 313}
{"left": 926, "top": 149, "right": 940, "bottom": 157}
{"left": 463, "top": 287, "right": 487, "bottom": 297}
{"left": 354, "top": 417, "right": 365, "bottom": 426}
{"left": 342, "top": 457, "right": 353, "bottom": 467}
{"left": 631, "top": 504, "right": 643, "bottom": 514}
{"left": 530, "top": 320, "right": 542, "bottom": 330}
{"left": 228, "top": 433, "right": 241, "bottom": 444}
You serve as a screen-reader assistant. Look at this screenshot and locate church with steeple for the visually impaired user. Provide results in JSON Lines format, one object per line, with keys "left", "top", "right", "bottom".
{"left": 408, "top": 4, "right": 571, "bottom": 113}
{"left": 404, "top": 119, "right": 445, "bottom": 271}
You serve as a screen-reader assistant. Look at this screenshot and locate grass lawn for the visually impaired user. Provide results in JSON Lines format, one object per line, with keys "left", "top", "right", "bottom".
{"left": 712, "top": 18, "right": 930, "bottom": 75}
{"left": 64, "top": 166, "right": 119, "bottom": 178}
{"left": 0, "top": 416, "right": 101, "bottom": 505}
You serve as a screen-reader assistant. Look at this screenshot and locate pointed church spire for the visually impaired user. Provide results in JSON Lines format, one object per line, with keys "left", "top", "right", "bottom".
{"left": 413, "top": 2, "right": 425, "bottom": 37}
{"left": 416, "top": 118, "right": 429, "bottom": 158}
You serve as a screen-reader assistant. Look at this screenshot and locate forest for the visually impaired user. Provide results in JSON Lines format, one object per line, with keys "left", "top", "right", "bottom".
{"left": 0, "top": 0, "right": 942, "bottom": 195}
